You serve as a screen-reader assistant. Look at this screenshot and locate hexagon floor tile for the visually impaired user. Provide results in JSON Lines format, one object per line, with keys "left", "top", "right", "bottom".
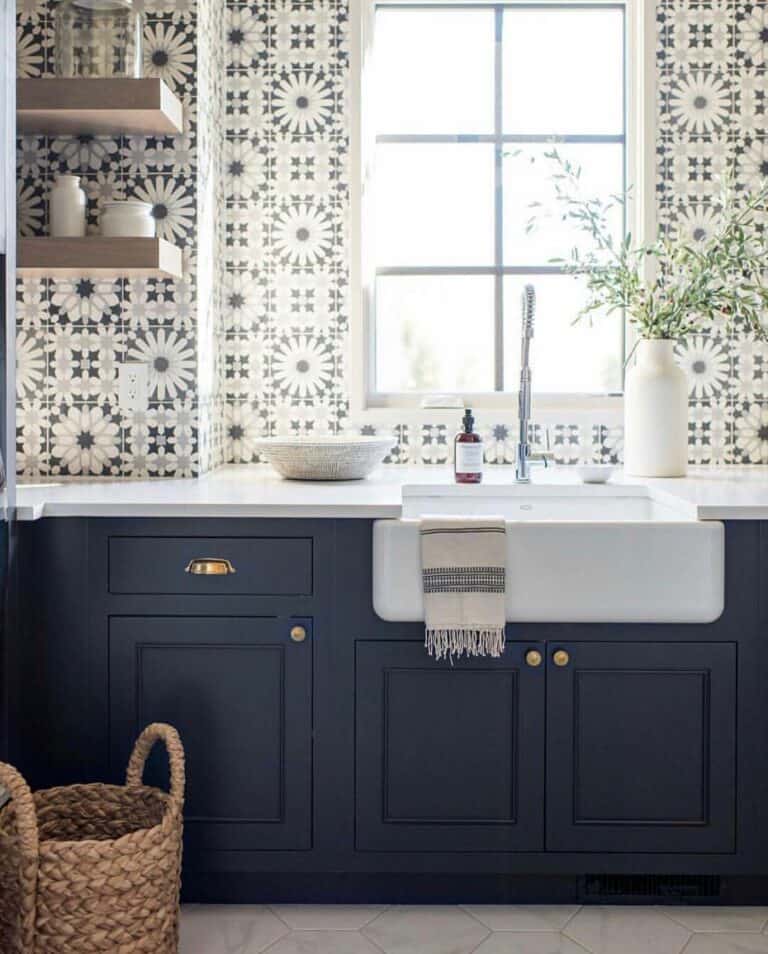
{"left": 265, "top": 931, "right": 384, "bottom": 954}
{"left": 563, "top": 906, "right": 691, "bottom": 954}
{"left": 180, "top": 905, "right": 289, "bottom": 954}
{"left": 683, "top": 936, "right": 768, "bottom": 954}
{"left": 362, "top": 905, "right": 490, "bottom": 954}
{"left": 270, "top": 905, "right": 387, "bottom": 931}
{"left": 463, "top": 906, "right": 582, "bottom": 932}
{"left": 473, "top": 932, "right": 592, "bottom": 954}
{"left": 179, "top": 904, "right": 768, "bottom": 954}
{"left": 660, "top": 907, "right": 768, "bottom": 934}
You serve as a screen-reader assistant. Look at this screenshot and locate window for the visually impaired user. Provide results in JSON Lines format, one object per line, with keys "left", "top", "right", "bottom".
{"left": 356, "top": 1, "right": 646, "bottom": 412}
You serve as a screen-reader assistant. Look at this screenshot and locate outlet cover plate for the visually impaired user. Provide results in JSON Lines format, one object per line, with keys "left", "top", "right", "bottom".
{"left": 118, "top": 362, "right": 149, "bottom": 412}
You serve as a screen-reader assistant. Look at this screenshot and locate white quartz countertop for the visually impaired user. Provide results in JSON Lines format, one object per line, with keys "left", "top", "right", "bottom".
{"left": 13, "top": 464, "right": 768, "bottom": 521}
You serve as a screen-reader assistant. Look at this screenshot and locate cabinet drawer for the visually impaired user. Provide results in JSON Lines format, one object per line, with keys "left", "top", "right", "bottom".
{"left": 108, "top": 536, "right": 313, "bottom": 595}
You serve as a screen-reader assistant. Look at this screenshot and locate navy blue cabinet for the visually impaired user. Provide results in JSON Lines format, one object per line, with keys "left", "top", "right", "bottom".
{"left": 356, "top": 640, "right": 546, "bottom": 852}
{"left": 546, "top": 641, "right": 736, "bottom": 854}
{"left": 109, "top": 615, "right": 313, "bottom": 856}
{"left": 355, "top": 639, "right": 736, "bottom": 857}
{"left": 15, "top": 517, "right": 764, "bottom": 902}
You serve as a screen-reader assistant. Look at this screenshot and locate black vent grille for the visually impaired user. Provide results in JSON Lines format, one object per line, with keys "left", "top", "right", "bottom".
{"left": 581, "top": 874, "right": 721, "bottom": 903}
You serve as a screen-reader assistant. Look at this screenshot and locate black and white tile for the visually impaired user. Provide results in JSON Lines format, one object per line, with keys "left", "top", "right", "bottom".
{"left": 15, "top": 0, "right": 768, "bottom": 473}
{"left": 15, "top": 0, "right": 221, "bottom": 477}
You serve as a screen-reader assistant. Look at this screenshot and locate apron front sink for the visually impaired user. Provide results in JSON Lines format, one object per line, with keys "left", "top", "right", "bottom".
{"left": 373, "top": 484, "right": 724, "bottom": 624}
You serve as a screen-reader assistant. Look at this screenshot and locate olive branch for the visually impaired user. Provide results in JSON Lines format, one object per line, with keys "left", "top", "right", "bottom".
{"left": 529, "top": 147, "right": 768, "bottom": 342}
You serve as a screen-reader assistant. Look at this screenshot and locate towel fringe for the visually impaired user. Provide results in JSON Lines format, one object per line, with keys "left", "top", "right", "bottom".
{"left": 425, "top": 626, "right": 506, "bottom": 662}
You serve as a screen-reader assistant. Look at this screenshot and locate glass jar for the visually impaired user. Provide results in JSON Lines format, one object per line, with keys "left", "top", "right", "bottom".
{"left": 54, "top": 0, "right": 144, "bottom": 78}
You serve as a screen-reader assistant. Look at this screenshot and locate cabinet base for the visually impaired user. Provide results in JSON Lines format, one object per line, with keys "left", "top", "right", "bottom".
{"left": 181, "top": 873, "right": 768, "bottom": 906}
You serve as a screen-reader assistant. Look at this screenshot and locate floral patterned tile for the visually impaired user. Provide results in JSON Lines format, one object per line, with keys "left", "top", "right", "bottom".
{"left": 125, "top": 327, "right": 198, "bottom": 403}
{"left": 16, "top": 278, "right": 50, "bottom": 330}
{"left": 731, "top": 334, "right": 768, "bottom": 402}
{"left": 676, "top": 335, "right": 733, "bottom": 401}
{"left": 733, "top": 66, "right": 768, "bottom": 137}
{"left": 689, "top": 401, "right": 734, "bottom": 465}
{"left": 16, "top": 400, "right": 50, "bottom": 478}
{"left": 596, "top": 424, "right": 624, "bottom": 465}
{"left": 13, "top": 0, "right": 768, "bottom": 477}
{"left": 735, "top": 3, "right": 768, "bottom": 68}
{"left": 143, "top": 16, "right": 198, "bottom": 96}
{"left": 47, "top": 403, "right": 124, "bottom": 477}
{"left": 665, "top": 2, "right": 736, "bottom": 72}
{"left": 17, "top": 177, "right": 46, "bottom": 237}
{"left": 658, "top": 70, "right": 734, "bottom": 138}
{"left": 16, "top": 16, "right": 51, "bottom": 78}
{"left": 731, "top": 400, "right": 768, "bottom": 463}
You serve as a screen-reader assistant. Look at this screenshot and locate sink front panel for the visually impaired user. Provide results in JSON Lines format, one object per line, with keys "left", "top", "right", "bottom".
{"left": 403, "top": 493, "right": 683, "bottom": 522}
{"left": 373, "top": 518, "right": 725, "bottom": 623}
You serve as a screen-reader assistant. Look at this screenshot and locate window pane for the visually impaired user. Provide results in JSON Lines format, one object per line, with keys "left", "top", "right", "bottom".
{"left": 502, "top": 9, "right": 624, "bottom": 135}
{"left": 375, "top": 276, "right": 495, "bottom": 392}
{"left": 374, "top": 9, "right": 495, "bottom": 135}
{"left": 503, "top": 275, "right": 623, "bottom": 394}
{"left": 503, "top": 144, "right": 624, "bottom": 266}
{"left": 375, "top": 144, "right": 495, "bottom": 266}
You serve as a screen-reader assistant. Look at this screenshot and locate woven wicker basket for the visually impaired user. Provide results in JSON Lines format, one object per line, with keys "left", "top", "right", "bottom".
{"left": 0, "top": 723, "right": 185, "bottom": 954}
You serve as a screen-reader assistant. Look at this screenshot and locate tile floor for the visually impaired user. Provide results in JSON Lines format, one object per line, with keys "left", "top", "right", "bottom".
{"left": 180, "top": 904, "right": 768, "bottom": 954}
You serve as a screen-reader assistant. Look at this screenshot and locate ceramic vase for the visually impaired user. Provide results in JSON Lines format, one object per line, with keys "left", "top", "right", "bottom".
{"left": 49, "top": 175, "right": 86, "bottom": 237}
{"left": 624, "top": 338, "right": 688, "bottom": 477}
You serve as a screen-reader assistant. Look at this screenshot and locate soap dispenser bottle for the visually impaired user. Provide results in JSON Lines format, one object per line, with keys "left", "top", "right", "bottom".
{"left": 454, "top": 408, "right": 483, "bottom": 484}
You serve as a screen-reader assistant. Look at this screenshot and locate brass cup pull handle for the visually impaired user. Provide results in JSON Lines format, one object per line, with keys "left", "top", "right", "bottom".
{"left": 553, "top": 649, "right": 570, "bottom": 668}
{"left": 525, "top": 649, "right": 542, "bottom": 668}
{"left": 185, "top": 558, "right": 237, "bottom": 576}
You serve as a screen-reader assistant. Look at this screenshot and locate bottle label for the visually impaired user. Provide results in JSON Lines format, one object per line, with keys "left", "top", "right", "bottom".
{"left": 455, "top": 442, "right": 484, "bottom": 473}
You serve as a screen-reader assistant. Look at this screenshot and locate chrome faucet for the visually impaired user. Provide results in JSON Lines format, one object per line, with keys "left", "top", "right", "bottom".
{"left": 515, "top": 284, "right": 552, "bottom": 482}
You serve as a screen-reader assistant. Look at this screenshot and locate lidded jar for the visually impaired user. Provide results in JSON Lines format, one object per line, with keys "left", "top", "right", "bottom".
{"left": 100, "top": 200, "right": 155, "bottom": 237}
{"left": 54, "top": 0, "right": 144, "bottom": 78}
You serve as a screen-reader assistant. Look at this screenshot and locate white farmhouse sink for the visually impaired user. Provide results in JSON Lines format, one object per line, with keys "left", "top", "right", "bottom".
{"left": 373, "top": 484, "right": 725, "bottom": 624}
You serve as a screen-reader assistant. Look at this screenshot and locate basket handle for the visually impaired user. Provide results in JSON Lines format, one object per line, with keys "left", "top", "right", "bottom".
{"left": 0, "top": 762, "right": 39, "bottom": 860}
{"left": 0, "top": 761, "right": 39, "bottom": 949}
{"left": 125, "top": 723, "right": 185, "bottom": 810}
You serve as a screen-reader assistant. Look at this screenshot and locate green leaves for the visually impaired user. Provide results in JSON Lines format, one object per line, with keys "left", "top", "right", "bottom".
{"left": 531, "top": 153, "right": 768, "bottom": 342}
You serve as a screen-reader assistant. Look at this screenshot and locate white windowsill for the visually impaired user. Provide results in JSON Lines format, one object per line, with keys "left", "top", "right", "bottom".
{"left": 349, "top": 395, "right": 625, "bottom": 427}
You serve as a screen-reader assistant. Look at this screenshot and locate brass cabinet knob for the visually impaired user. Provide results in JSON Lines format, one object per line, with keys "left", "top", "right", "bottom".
{"left": 552, "top": 649, "right": 570, "bottom": 668}
{"left": 290, "top": 625, "right": 307, "bottom": 643}
{"left": 185, "top": 558, "right": 236, "bottom": 576}
{"left": 525, "top": 649, "right": 543, "bottom": 668}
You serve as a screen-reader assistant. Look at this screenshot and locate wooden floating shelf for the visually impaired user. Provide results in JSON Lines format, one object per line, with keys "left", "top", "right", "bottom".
{"left": 18, "top": 237, "right": 183, "bottom": 278}
{"left": 17, "top": 78, "right": 183, "bottom": 136}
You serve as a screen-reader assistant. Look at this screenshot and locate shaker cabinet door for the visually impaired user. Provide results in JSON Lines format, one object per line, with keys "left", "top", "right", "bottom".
{"left": 109, "top": 616, "right": 312, "bottom": 859}
{"left": 356, "top": 639, "right": 545, "bottom": 852}
{"left": 546, "top": 641, "right": 736, "bottom": 853}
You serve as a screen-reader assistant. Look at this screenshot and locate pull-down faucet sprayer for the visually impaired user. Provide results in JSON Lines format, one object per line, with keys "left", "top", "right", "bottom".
{"left": 515, "top": 285, "right": 536, "bottom": 482}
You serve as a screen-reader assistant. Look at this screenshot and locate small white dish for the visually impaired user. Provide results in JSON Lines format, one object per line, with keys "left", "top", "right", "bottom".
{"left": 576, "top": 464, "right": 615, "bottom": 484}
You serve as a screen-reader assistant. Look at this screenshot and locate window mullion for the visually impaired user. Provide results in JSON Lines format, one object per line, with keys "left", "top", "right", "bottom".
{"left": 494, "top": 6, "right": 504, "bottom": 393}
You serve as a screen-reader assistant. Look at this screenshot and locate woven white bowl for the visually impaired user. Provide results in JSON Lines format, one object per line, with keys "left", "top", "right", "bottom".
{"left": 253, "top": 436, "right": 394, "bottom": 481}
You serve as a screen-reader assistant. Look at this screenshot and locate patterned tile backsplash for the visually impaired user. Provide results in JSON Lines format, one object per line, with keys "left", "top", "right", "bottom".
{"left": 14, "top": 0, "right": 768, "bottom": 475}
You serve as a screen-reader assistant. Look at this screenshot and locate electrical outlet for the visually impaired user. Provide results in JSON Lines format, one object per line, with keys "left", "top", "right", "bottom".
{"left": 118, "top": 363, "right": 149, "bottom": 412}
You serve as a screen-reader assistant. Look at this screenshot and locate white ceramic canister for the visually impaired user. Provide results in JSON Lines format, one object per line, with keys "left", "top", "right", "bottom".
{"left": 100, "top": 201, "right": 155, "bottom": 237}
{"left": 624, "top": 338, "right": 688, "bottom": 477}
{"left": 49, "top": 175, "right": 87, "bottom": 237}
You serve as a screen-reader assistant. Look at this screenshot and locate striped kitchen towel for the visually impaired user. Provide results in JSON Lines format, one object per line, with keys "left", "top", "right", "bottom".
{"left": 420, "top": 516, "right": 507, "bottom": 661}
